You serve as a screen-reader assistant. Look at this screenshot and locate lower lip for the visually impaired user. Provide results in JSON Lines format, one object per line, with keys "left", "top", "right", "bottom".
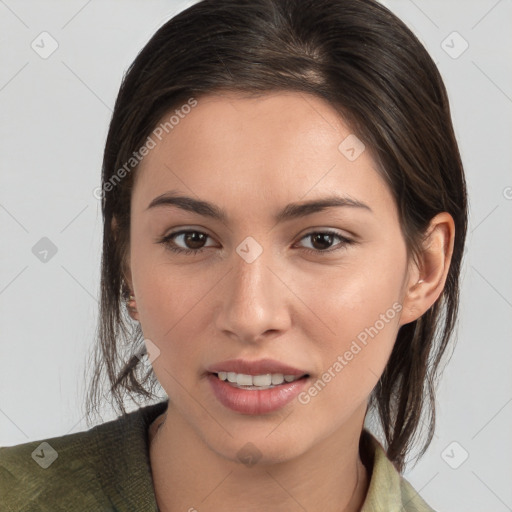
{"left": 207, "top": 373, "right": 309, "bottom": 415}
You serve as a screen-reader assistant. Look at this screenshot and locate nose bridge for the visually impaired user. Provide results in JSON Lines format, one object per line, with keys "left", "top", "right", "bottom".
{"left": 216, "top": 237, "right": 290, "bottom": 341}
{"left": 233, "top": 244, "right": 268, "bottom": 304}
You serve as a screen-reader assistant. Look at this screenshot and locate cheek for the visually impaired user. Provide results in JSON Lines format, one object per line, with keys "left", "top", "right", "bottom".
{"left": 130, "top": 249, "right": 218, "bottom": 375}
{"left": 134, "top": 271, "right": 209, "bottom": 401}
{"left": 297, "top": 245, "right": 406, "bottom": 395}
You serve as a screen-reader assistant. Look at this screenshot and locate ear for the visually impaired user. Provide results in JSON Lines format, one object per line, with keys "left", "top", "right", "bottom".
{"left": 399, "top": 212, "right": 455, "bottom": 326}
{"left": 112, "top": 215, "right": 140, "bottom": 322}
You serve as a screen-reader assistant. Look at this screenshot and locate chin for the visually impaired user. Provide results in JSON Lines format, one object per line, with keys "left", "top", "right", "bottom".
{"left": 205, "top": 429, "right": 313, "bottom": 468}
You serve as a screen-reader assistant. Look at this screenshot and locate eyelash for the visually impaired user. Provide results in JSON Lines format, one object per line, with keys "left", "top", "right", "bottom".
{"left": 157, "top": 229, "right": 354, "bottom": 256}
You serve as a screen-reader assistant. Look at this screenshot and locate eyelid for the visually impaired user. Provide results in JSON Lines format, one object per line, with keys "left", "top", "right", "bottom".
{"left": 162, "top": 229, "right": 218, "bottom": 248}
{"left": 295, "top": 229, "right": 354, "bottom": 252}
{"left": 296, "top": 226, "right": 355, "bottom": 241}
{"left": 158, "top": 227, "right": 355, "bottom": 256}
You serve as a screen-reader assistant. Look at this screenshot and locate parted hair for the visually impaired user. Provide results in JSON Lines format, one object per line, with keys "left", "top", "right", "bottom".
{"left": 85, "top": 0, "right": 468, "bottom": 473}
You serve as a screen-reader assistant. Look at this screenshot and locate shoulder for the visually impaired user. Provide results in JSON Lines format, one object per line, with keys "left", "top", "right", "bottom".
{"left": 360, "top": 429, "right": 437, "bottom": 512}
{"left": 0, "top": 425, "right": 107, "bottom": 511}
{"left": 0, "top": 399, "right": 169, "bottom": 511}
{"left": 398, "top": 476, "right": 437, "bottom": 512}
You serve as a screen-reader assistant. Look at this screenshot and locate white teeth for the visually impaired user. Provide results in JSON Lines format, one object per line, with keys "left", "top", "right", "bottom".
{"left": 271, "top": 374, "right": 284, "bottom": 385}
{"left": 237, "top": 374, "right": 253, "bottom": 386}
{"left": 216, "top": 372, "right": 303, "bottom": 387}
{"left": 252, "top": 374, "right": 272, "bottom": 386}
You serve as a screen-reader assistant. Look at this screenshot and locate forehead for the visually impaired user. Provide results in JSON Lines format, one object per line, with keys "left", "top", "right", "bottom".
{"left": 132, "top": 91, "right": 395, "bottom": 220}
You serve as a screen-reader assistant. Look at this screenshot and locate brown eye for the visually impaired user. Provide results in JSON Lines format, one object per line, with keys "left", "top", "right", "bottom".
{"left": 310, "top": 233, "right": 336, "bottom": 250}
{"left": 181, "top": 232, "right": 208, "bottom": 249}
{"left": 159, "top": 230, "right": 215, "bottom": 254}
{"left": 298, "top": 230, "right": 354, "bottom": 255}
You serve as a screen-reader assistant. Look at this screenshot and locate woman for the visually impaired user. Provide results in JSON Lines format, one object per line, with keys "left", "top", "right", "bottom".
{"left": 0, "top": 0, "right": 467, "bottom": 510}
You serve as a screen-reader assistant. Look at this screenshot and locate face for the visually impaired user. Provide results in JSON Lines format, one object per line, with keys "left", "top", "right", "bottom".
{"left": 124, "top": 91, "right": 417, "bottom": 464}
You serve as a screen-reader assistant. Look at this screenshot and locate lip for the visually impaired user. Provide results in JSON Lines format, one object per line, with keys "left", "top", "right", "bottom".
{"left": 207, "top": 373, "right": 309, "bottom": 415}
{"left": 206, "top": 358, "right": 309, "bottom": 377}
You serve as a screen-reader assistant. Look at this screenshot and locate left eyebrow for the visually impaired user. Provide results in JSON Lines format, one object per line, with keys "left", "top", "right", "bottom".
{"left": 146, "top": 190, "right": 372, "bottom": 224}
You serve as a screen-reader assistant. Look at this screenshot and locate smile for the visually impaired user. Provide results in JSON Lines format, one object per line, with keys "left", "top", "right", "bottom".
{"left": 215, "top": 371, "right": 307, "bottom": 389}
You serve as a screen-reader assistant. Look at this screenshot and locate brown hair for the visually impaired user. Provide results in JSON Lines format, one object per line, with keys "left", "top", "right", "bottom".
{"left": 85, "top": 0, "right": 468, "bottom": 473}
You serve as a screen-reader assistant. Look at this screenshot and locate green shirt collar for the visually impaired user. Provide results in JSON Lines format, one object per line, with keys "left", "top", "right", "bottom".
{"left": 0, "top": 398, "right": 435, "bottom": 511}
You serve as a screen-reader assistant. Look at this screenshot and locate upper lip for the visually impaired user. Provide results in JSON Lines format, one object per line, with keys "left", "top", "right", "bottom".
{"left": 206, "top": 358, "right": 309, "bottom": 376}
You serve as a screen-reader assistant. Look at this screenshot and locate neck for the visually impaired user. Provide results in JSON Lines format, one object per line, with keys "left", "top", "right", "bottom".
{"left": 149, "top": 403, "right": 369, "bottom": 512}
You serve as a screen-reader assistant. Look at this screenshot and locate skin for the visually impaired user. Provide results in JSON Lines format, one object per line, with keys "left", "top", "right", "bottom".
{"left": 119, "top": 91, "right": 455, "bottom": 512}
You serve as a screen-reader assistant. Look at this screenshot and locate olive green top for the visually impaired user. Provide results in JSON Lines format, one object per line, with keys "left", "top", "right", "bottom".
{"left": 0, "top": 399, "right": 435, "bottom": 511}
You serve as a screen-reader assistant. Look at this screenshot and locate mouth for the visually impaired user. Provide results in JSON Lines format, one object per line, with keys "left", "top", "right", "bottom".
{"left": 206, "top": 370, "right": 311, "bottom": 414}
{"left": 205, "top": 358, "right": 312, "bottom": 413}
{"left": 209, "top": 371, "right": 310, "bottom": 391}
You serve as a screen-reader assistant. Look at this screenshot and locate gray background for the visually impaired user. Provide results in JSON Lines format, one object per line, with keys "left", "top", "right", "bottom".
{"left": 0, "top": 1, "right": 511, "bottom": 510}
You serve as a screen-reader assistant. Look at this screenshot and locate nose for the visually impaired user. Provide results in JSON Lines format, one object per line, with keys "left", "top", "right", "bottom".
{"left": 214, "top": 244, "right": 291, "bottom": 344}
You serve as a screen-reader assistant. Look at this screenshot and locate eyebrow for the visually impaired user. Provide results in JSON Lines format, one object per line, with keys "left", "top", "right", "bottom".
{"left": 146, "top": 190, "right": 372, "bottom": 223}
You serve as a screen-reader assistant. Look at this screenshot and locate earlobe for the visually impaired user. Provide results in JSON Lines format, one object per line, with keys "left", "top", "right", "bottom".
{"left": 399, "top": 212, "right": 455, "bottom": 326}
{"left": 124, "top": 291, "right": 139, "bottom": 322}
{"left": 122, "top": 278, "right": 139, "bottom": 322}
{"left": 113, "top": 215, "right": 140, "bottom": 322}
